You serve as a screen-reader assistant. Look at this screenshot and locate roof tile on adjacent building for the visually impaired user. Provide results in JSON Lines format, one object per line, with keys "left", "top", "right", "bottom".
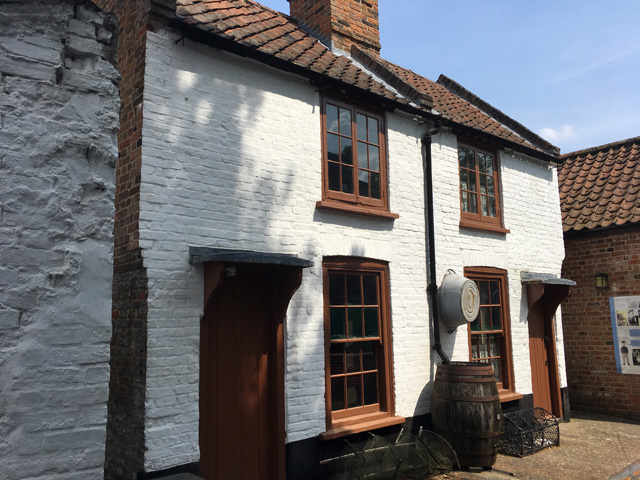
{"left": 175, "top": 0, "right": 405, "bottom": 103}
{"left": 558, "top": 137, "right": 640, "bottom": 232}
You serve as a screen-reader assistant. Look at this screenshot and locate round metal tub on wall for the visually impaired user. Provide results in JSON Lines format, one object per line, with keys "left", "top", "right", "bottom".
{"left": 439, "top": 271, "right": 480, "bottom": 331}
{"left": 431, "top": 362, "right": 502, "bottom": 469}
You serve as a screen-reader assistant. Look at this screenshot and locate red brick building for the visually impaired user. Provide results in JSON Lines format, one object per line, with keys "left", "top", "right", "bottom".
{"left": 559, "top": 136, "right": 640, "bottom": 419}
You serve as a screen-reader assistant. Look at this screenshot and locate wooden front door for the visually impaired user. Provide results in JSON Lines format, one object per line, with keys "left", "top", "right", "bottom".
{"left": 528, "top": 299, "right": 553, "bottom": 413}
{"left": 200, "top": 265, "right": 283, "bottom": 480}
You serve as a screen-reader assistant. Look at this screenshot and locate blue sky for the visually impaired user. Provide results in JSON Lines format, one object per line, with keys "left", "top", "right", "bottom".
{"left": 258, "top": 0, "right": 640, "bottom": 153}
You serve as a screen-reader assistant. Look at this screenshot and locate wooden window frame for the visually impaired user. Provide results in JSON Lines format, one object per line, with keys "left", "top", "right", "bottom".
{"left": 464, "top": 267, "right": 517, "bottom": 398}
{"left": 458, "top": 141, "right": 509, "bottom": 233}
{"left": 319, "top": 97, "right": 395, "bottom": 218}
{"left": 321, "top": 257, "right": 398, "bottom": 438}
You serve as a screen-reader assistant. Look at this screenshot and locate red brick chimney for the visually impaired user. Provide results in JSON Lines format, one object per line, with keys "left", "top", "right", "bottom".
{"left": 288, "top": 0, "right": 381, "bottom": 55}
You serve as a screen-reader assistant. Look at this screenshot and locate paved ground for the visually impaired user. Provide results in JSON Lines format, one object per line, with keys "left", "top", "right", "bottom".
{"left": 431, "top": 411, "right": 640, "bottom": 480}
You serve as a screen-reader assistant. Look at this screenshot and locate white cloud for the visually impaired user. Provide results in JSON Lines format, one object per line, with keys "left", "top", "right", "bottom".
{"left": 539, "top": 125, "right": 575, "bottom": 142}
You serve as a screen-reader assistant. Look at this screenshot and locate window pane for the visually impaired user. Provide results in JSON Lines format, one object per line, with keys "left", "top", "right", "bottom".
{"left": 331, "top": 377, "right": 345, "bottom": 411}
{"left": 346, "top": 343, "right": 361, "bottom": 373}
{"left": 330, "top": 343, "right": 345, "bottom": 375}
{"left": 370, "top": 172, "right": 381, "bottom": 199}
{"left": 346, "top": 375, "right": 362, "bottom": 409}
{"left": 359, "top": 170, "right": 369, "bottom": 198}
{"left": 327, "top": 133, "right": 340, "bottom": 162}
{"left": 467, "top": 149, "right": 476, "bottom": 169}
{"left": 480, "top": 176, "right": 487, "bottom": 195}
{"left": 339, "top": 108, "right": 351, "bottom": 136}
{"left": 364, "top": 307, "right": 379, "bottom": 337}
{"left": 369, "top": 145, "right": 379, "bottom": 171}
{"left": 480, "top": 306, "right": 490, "bottom": 331}
{"left": 357, "top": 114, "right": 367, "bottom": 141}
{"left": 358, "top": 141, "right": 368, "bottom": 169}
{"left": 346, "top": 275, "right": 361, "bottom": 305}
{"left": 367, "top": 117, "right": 378, "bottom": 144}
{"left": 469, "top": 193, "right": 478, "bottom": 213}
{"left": 469, "top": 169, "right": 477, "bottom": 192}
{"left": 362, "top": 341, "right": 376, "bottom": 371}
{"left": 341, "top": 138, "right": 353, "bottom": 165}
{"left": 348, "top": 308, "right": 363, "bottom": 338}
{"left": 470, "top": 317, "right": 480, "bottom": 332}
{"left": 459, "top": 147, "right": 467, "bottom": 168}
{"left": 328, "top": 162, "right": 340, "bottom": 191}
{"left": 487, "top": 175, "right": 495, "bottom": 196}
{"left": 330, "top": 307, "right": 346, "bottom": 339}
{"left": 481, "top": 195, "right": 488, "bottom": 216}
{"left": 490, "top": 281, "right": 500, "bottom": 305}
{"left": 479, "top": 334, "right": 489, "bottom": 358}
{"left": 479, "top": 281, "right": 489, "bottom": 305}
{"left": 362, "top": 276, "right": 377, "bottom": 305}
{"left": 326, "top": 104, "right": 339, "bottom": 133}
{"left": 329, "top": 273, "right": 345, "bottom": 305}
{"left": 363, "top": 372, "right": 378, "bottom": 405}
{"left": 485, "top": 155, "right": 494, "bottom": 175}
{"left": 489, "top": 336, "right": 501, "bottom": 357}
{"left": 461, "top": 191, "right": 469, "bottom": 213}
{"left": 460, "top": 169, "right": 468, "bottom": 191}
{"left": 488, "top": 197, "right": 497, "bottom": 217}
{"left": 342, "top": 165, "right": 353, "bottom": 194}
{"left": 492, "top": 358, "right": 502, "bottom": 383}
{"left": 492, "top": 306, "right": 502, "bottom": 330}
{"left": 479, "top": 153, "right": 487, "bottom": 174}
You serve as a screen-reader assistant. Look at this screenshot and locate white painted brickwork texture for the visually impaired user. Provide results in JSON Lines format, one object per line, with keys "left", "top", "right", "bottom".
{"left": 0, "top": 2, "right": 118, "bottom": 479}
{"left": 141, "top": 30, "right": 431, "bottom": 471}
{"left": 430, "top": 133, "right": 567, "bottom": 394}
{"left": 141, "top": 30, "right": 566, "bottom": 470}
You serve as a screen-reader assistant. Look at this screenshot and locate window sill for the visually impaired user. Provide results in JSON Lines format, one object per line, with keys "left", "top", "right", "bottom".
{"left": 499, "top": 390, "right": 523, "bottom": 403}
{"left": 316, "top": 200, "right": 399, "bottom": 220}
{"left": 459, "top": 218, "right": 510, "bottom": 234}
{"left": 319, "top": 414, "right": 405, "bottom": 441}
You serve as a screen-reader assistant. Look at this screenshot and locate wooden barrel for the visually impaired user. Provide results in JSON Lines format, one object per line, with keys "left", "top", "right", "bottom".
{"left": 431, "top": 362, "right": 502, "bottom": 468}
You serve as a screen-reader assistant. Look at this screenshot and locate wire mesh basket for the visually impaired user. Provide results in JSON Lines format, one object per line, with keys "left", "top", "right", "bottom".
{"left": 498, "top": 407, "right": 559, "bottom": 457}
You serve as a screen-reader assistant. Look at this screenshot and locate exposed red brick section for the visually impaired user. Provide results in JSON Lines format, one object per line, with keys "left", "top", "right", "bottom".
{"left": 559, "top": 137, "right": 640, "bottom": 232}
{"left": 289, "top": 0, "right": 381, "bottom": 54}
{"left": 561, "top": 228, "right": 640, "bottom": 420}
{"left": 91, "top": 0, "right": 151, "bottom": 478}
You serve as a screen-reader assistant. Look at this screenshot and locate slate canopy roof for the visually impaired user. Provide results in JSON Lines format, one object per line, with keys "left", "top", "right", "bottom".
{"left": 168, "top": 0, "right": 559, "bottom": 163}
{"left": 558, "top": 136, "right": 640, "bottom": 233}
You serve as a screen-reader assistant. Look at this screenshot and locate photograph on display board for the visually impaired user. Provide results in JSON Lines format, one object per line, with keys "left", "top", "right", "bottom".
{"left": 610, "top": 296, "right": 640, "bottom": 375}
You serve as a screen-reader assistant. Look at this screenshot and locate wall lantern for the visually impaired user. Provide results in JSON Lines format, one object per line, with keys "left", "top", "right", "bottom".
{"left": 595, "top": 273, "right": 609, "bottom": 288}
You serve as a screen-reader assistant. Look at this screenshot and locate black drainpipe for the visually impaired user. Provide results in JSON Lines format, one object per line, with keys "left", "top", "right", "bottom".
{"left": 422, "top": 123, "right": 449, "bottom": 364}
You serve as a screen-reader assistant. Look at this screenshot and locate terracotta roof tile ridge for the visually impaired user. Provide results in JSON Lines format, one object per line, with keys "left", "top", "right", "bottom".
{"left": 436, "top": 74, "right": 559, "bottom": 156}
{"left": 350, "top": 46, "right": 433, "bottom": 109}
{"left": 561, "top": 136, "right": 640, "bottom": 160}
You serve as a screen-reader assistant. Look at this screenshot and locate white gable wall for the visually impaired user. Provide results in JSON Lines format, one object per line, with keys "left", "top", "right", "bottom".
{"left": 430, "top": 132, "right": 567, "bottom": 395}
{"left": 141, "top": 29, "right": 432, "bottom": 471}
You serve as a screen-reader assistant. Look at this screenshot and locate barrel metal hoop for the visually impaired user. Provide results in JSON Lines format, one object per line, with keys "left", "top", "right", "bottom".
{"left": 432, "top": 390, "right": 500, "bottom": 403}
{"left": 435, "top": 374, "right": 495, "bottom": 383}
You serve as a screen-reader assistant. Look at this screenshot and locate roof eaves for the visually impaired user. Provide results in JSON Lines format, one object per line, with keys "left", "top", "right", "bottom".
{"left": 437, "top": 74, "right": 560, "bottom": 156}
{"left": 169, "top": 18, "right": 422, "bottom": 116}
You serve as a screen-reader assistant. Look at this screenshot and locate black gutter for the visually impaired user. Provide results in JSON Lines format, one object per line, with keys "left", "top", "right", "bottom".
{"left": 422, "top": 124, "right": 449, "bottom": 364}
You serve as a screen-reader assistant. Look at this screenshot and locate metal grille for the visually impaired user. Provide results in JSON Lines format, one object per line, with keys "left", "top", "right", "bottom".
{"left": 498, "top": 407, "right": 560, "bottom": 457}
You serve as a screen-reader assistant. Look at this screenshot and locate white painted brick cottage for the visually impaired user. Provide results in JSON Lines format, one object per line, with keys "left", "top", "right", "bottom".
{"left": 0, "top": 0, "right": 574, "bottom": 479}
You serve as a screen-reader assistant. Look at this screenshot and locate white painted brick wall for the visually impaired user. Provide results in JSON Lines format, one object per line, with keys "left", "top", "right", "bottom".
{"left": 430, "top": 132, "right": 567, "bottom": 396}
{"left": 141, "top": 29, "right": 432, "bottom": 471}
{"left": 0, "top": 2, "right": 118, "bottom": 479}
{"left": 141, "top": 29, "right": 567, "bottom": 471}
